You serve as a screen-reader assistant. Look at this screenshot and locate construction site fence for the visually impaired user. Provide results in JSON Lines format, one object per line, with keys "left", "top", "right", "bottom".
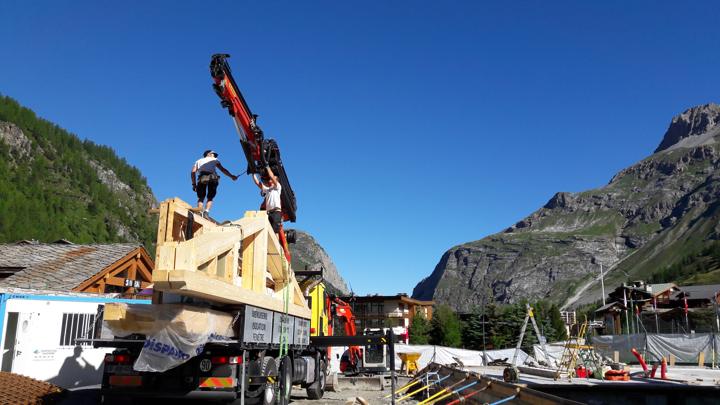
{"left": 591, "top": 333, "right": 720, "bottom": 365}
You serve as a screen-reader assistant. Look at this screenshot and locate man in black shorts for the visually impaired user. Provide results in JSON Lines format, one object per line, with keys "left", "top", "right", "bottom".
{"left": 191, "top": 150, "right": 238, "bottom": 217}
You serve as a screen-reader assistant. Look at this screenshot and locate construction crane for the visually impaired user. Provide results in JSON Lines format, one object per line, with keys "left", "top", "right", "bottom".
{"left": 210, "top": 53, "right": 298, "bottom": 258}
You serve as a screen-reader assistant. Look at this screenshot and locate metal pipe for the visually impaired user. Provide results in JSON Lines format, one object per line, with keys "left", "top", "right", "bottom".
{"left": 487, "top": 394, "right": 518, "bottom": 405}
{"left": 396, "top": 374, "right": 450, "bottom": 402}
{"left": 383, "top": 378, "right": 422, "bottom": 398}
{"left": 240, "top": 350, "right": 246, "bottom": 405}
{"left": 425, "top": 380, "right": 480, "bottom": 405}
{"left": 444, "top": 385, "right": 490, "bottom": 405}
{"left": 416, "top": 378, "right": 472, "bottom": 405}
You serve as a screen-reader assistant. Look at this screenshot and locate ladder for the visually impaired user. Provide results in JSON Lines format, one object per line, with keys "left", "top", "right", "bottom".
{"left": 554, "top": 320, "right": 588, "bottom": 380}
{"left": 504, "top": 304, "right": 551, "bottom": 383}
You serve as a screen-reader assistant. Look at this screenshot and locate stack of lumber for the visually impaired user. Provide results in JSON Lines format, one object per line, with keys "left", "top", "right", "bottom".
{"left": 106, "top": 197, "right": 310, "bottom": 338}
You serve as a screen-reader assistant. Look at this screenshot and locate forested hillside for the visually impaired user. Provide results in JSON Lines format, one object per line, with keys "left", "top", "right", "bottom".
{"left": 0, "top": 95, "right": 157, "bottom": 249}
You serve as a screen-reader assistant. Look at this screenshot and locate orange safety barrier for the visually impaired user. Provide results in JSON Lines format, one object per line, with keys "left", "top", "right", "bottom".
{"left": 604, "top": 370, "right": 630, "bottom": 381}
{"left": 199, "top": 377, "right": 235, "bottom": 388}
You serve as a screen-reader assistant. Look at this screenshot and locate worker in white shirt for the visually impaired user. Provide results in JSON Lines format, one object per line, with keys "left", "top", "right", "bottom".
{"left": 191, "top": 149, "right": 238, "bottom": 217}
{"left": 252, "top": 166, "right": 283, "bottom": 239}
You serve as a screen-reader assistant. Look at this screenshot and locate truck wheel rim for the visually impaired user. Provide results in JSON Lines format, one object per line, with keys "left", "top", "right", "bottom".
{"left": 264, "top": 385, "right": 274, "bottom": 403}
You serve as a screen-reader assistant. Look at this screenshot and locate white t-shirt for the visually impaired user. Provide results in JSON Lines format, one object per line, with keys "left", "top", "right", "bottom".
{"left": 261, "top": 182, "right": 282, "bottom": 211}
{"left": 194, "top": 156, "right": 220, "bottom": 173}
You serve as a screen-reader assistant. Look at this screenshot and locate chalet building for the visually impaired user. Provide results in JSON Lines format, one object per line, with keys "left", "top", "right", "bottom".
{"left": 343, "top": 293, "right": 433, "bottom": 331}
{"left": 595, "top": 281, "right": 720, "bottom": 335}
{"left": 0, "top": 241, "right": 153, "bottom": 388}
{"left": 0, "top": 241, "right": 153, "bottom": 297}
{"left": 672, "top": 284, "right": 720, "bottom": 308}
{"left": 606, "top": 282, "right": 680, "bottom": 310}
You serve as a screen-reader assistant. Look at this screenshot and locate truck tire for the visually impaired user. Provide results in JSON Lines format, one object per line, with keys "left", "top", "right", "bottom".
{"left": 243, "top": 356, "right": 278, "bottom": 405}
{"left": 278, "top": 356, "right": 292, "bottom": 405}
{"left": 305, "top": 359, "right": 326, "bottom": 400}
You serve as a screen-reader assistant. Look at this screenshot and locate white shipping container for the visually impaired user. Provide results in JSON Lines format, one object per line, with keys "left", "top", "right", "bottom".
{"left": 0, "top": 290, "right": 148, "bottom": 389}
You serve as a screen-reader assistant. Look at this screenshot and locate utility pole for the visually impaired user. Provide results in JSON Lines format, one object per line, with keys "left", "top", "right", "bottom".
{"left": 599, "top": 263, "right": 606, "bottom": 306}
{"left": 481, "top": 286, "right": 489, "bottom": 367}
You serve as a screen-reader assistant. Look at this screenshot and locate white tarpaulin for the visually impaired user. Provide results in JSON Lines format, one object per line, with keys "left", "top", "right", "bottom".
{"left": 393, "top": 344, "right": 535, "bottom": 370}
{"left": 532, "top": 342, "right": 568, "bottom": 367}
{"left": 592, "top": 333, "right": 719, "bottom": 365}
{"left": 104, "top": 304, "right": 235, "bottom": 372}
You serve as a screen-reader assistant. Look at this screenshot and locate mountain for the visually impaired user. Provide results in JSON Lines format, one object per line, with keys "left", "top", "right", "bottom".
{"left": 0, "top": 95, "right": 157, "bottom": 248}
{"left": 413, "top": 103, "right": 720, "bottom": 312}
{"left": 290, "top": 230, "right": 350, "bottom": 295}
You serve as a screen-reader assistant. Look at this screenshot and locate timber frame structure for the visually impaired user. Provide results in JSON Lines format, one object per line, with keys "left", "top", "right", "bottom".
{"left": 74, "top": 247, "right": 154, "bottom": 296}
{"left": 151, "top": 198, "right": 310, "bottom": 319}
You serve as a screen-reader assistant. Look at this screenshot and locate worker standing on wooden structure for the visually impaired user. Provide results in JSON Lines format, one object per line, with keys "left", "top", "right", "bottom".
{"left": 252, "top": 166, "right": 283, "bottom": 238}
{"left": 191, "top": 149, "right": 238, "bottom": 217}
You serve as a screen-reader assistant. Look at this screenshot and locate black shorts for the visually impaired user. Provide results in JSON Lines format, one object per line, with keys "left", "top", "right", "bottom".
{"left": 268, "top": 210, "right": 282, "bottom": 233}
{"left": 196, "top": 181, "right": 218, "bottom": 202}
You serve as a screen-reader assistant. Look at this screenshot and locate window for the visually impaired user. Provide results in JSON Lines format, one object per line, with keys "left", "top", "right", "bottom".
{"left": 59, "top": 313, "right": 97, "bottom": 347}
{"left": 369, "top": 303, "right": 384, "bottom": 314}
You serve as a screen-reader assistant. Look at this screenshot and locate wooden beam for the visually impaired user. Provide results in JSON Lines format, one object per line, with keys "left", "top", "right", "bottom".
{"left": 104, "top": 303, "right": 236, "bottom": 336}
{"left": 74, "top": 246, "right": 151, "bottom": 292}
{"left": 252, "top": 228, "right": 268, "bottom": 294}
{"left": 241, "top": 232, "right": 257, "bottom": 290}
{"left": 154, "top": 269, "right": 310, "bottom": 318}
{"left": 151, "top": 198, "right": 311, "bottom": 319}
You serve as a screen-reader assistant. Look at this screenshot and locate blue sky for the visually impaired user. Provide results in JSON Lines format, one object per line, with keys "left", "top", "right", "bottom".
{"left": 1, "top": 1, "right": 719, "bottom": 295}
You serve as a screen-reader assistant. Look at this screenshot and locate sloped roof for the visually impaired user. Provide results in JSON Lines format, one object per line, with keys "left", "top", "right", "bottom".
{"left": 595, "top": 301, "right": 626, "bottom": 313}
{"left": 647, "top": 283, "right": 678, "bottom": 296}
{"left": 0, "top": 243, "right": 140, "bottom": 291}
{"left": 674, "top": 284, "right": 720, "bottom": 300}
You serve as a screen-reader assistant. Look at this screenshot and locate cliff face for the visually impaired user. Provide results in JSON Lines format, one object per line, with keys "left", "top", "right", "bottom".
{"left": 413, "top": 103, "right": 720, "bottom": 311}
{"left": 290, "top": 230, "right": 350, "bottom": 295}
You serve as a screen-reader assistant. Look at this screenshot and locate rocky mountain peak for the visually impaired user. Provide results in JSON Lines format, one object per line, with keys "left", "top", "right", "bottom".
{"left": 655, "top": 103, "right": 720, "bottom": 153}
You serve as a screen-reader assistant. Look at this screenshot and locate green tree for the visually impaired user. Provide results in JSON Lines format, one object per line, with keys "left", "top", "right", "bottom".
{"left": 0, "top": 94, "right": 156, "bottom": 251}
{"left": 549, "top": 304, "right": 568, "bottom": 341}
{"left": 461, "top": 306, "right": 491, "bottom": 350}
{"left": 409, "top": 311, "right": 431, "bottom": 344}
{"left": 430, "top": 304, "right": 462, "bottom": 347}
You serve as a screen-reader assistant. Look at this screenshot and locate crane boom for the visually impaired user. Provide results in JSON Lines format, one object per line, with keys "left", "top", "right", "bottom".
{"left": 210, "top": 53, "right": 297, "bottom": 223}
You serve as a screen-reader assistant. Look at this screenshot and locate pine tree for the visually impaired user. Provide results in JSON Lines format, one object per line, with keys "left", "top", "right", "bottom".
{"left": 409, "top": 311, "right": 431, "bottom": 344}
{"left": 430, "top": 304, "right": 462, "bottom": 348}
{"left": 549, "top": 304, "right": 568, "bottom": 341}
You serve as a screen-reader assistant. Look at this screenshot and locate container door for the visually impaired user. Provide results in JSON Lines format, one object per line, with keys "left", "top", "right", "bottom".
{"left": 1, "top": 312, "right": 19, "bottom": 372}
{"left": 11, "top": 312, "right": 36, "bottom": 375}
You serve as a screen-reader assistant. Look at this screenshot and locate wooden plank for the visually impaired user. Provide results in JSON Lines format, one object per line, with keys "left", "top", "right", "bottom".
{"left": 162, "top": 270, "right": 310, "bottom": 318}
{"left": 241, "top": 232, "right": 257, "bottom": 290}
{"left": 128, "top": 259, "right": 137, "bottom": 281}
{"left": 156, "top": 244, "right": 177, "bottom": 273}
{"left": 252, "top": 229, "right": 268, "bottom": 294}
{"left": 103, "top": 303, "right": 236, "bottom": 336}
{"left": 190, "top": 228, "right": 243, "bottom": 267}
{"left": 156, "top": 199, "right": 170, "bottom": 246}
